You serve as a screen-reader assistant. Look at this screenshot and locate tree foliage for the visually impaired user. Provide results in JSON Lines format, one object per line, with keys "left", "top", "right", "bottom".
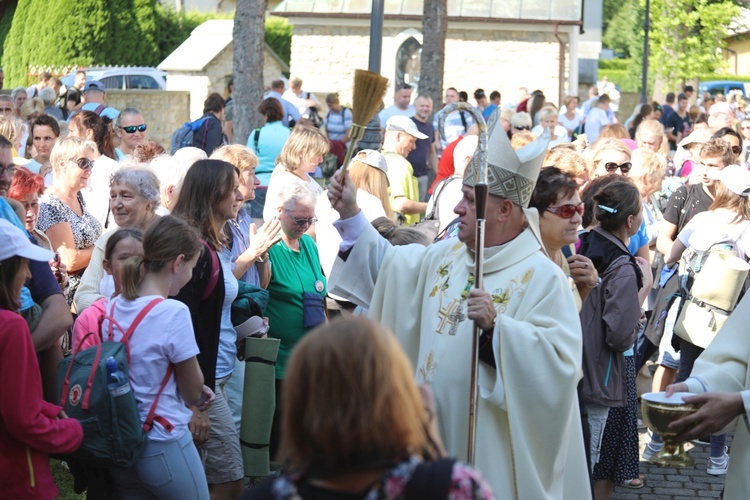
{"left": 265, "top": 17, "right": 292, "bottom": 66}
{"left": 603, "top": 0, "right": 741, "bottom": 91}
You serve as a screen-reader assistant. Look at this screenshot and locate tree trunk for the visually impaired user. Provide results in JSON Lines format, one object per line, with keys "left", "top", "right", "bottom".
{"left": 420, "top": 0, "right": 447, "bottom": 118}
{"left": 233, "top": 0, "right": 266, "bottom": 145}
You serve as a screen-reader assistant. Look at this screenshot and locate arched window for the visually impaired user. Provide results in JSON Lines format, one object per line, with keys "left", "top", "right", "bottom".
{"left": 395, "top": 36, "right": 421, "bottom": 92}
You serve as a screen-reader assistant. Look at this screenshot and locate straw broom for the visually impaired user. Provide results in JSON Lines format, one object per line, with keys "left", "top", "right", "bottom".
{"left": 340, "top": 69, "right": 389, "bottom": 174}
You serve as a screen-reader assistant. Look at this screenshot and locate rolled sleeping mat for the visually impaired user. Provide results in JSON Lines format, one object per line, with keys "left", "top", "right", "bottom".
{"left": 240, "top": 337, "right": 280, "bottom": 477}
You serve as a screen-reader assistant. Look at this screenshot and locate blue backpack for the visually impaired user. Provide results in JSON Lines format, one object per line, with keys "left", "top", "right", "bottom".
{"left": 57, "top": 298, "right": 174, "bottom": 468}
{"left": 170, "top": 117, "right": 208, "bottom": 154}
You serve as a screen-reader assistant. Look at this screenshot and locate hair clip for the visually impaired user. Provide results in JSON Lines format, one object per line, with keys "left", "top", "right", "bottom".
{"left": 598, "top": 204, "right": 618, "bottom": 214}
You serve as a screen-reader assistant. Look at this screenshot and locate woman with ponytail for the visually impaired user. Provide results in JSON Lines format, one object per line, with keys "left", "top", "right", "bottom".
{"left": 104, "top": 215, "right": 211, "bottom": 499}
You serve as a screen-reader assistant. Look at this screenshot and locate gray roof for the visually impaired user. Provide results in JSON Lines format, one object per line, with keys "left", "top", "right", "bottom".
{"left": 158, "top": 20, "right": 290, "bottom": 72}
{"left": 273, "top": 0, "right": 582, "bottom": 22}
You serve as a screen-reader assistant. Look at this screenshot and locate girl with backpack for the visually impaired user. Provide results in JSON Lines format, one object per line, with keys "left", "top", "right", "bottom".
{"left": 0, "top": 219, "right": 83, "bottom": 499}
{"left": 105, "top": 216, "right": 211, "bottom": 499}
{"left": 654, "top": 164, "right": 750, "bottom": 476}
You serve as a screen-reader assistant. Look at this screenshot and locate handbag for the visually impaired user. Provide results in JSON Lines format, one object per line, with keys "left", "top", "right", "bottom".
{"left": 413, "top": 176, "right": 459, "bottom": 242}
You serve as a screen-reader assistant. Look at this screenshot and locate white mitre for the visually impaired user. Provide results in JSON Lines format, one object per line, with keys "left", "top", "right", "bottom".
{"left": 464, "top": 115, "right": 550, "bottom": 208}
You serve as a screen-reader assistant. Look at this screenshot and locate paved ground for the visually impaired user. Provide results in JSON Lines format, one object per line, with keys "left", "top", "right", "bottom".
{"left": 610, "top": 424, "right": 728, "bottom": 499}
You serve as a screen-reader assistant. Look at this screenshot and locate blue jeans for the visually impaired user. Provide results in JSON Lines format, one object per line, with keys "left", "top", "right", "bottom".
{"left": 110, "top": 430, "right": 209, "bottom": 499}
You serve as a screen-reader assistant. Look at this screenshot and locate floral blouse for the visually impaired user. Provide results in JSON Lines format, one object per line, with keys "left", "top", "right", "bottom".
{"left": 243, "top": 456, "right": 495, "bottom": 499}
{"left": 37, "top": 193, "right": 102, "bottom": 251}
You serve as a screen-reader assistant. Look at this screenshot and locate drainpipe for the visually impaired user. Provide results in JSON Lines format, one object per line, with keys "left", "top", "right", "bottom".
{"left": 554, "top": 23, "right": 565, "bottom": 106}
{"left": 369, "top": 0, "right": 385, "bottom": 73}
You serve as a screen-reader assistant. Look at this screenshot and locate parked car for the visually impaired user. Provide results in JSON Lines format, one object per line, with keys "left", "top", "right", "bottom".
{"left": 60, "top": 67, "right": 167, "bottom": 91}
{"left": 699, "top": 80, "right": 749, "bottom": 98}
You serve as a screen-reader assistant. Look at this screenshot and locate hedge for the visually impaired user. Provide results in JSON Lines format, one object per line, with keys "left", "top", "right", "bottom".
{"left": 1, "top": 2, "right": 292, "bottom": 88}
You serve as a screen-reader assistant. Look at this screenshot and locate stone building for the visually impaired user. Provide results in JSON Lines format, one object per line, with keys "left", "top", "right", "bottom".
{"left": 158, "top": 19, "right": 289, "bottom": 120}
{"left": 272, "top": 0, "right": 601, "bottom": 108}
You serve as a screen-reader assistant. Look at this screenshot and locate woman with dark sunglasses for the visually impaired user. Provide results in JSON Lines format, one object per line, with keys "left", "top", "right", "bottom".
{"left": 592, "top": 138, "right": 632, "bottom": 178}
{"left": 529, "top": 167, "right": 599, "bottom": 308}
{"left": 37, "top": 136, "right": 102, "bottom": 305}
{"left": 578, "top": 180, "right": 653, "bottom": 496}
{"left": 712, "top": 127, "right": 743, "bottom": 163}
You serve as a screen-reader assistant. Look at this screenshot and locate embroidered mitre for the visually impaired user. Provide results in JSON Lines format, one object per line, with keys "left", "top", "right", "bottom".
{"left": 463, "top": 113, "right": 550, "bottom": 208}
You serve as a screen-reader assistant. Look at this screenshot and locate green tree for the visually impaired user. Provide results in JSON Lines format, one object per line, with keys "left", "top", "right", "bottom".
{"left": 265, "top": 17, "right": 291, "bottom": 66}
{"left": 603, "top": 0, "right": 740, "bottom": 92}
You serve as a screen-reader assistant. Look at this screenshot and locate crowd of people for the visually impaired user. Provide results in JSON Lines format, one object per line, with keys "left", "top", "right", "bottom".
{"left": 1, "top": 67, "right": 750, "bottom": 500}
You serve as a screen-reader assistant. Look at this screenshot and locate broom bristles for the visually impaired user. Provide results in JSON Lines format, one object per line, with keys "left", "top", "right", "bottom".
{"left": 351, "top": 69, "right": 389, "bottom": 128}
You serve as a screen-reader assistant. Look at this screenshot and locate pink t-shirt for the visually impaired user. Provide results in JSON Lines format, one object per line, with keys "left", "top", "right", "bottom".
{"left": 71, "top": 297, "right": 108, "bottom": 352}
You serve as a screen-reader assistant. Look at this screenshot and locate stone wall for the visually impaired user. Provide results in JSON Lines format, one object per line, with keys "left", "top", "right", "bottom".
{"left": 289, "top": 24, "right": 569, "bottom": 109}
{"left": 106, "top": 90, "right": 190, "bottom": 149}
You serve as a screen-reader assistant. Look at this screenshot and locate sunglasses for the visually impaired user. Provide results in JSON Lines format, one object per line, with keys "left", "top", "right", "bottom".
{"left": 119, "top": 124, "right": 147, "bottom": 134}
{"left": 545, "top": 203, "right": 584, "bottom": 219}
{"left": 0, "top": 107, "right": 12, "bottom": 113}
{"left": 396, "top": 83, "right": 412, "bottom": 91}
{"left": 604, "top": 161, "right": 632, "bottom": 174}
{"left": 514, "top": 125, "right": 531, "bottom": 131}
{"left": 731, "top": 145, "right": 742, "bottom": 155}
{"left": 70, "top": 157, "right": 94, "bottom": 170}
{"left": 285, "top": 211, "right": 317, "bottom": 227}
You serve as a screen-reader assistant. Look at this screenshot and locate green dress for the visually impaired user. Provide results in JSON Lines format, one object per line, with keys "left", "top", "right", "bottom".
{"left": 266, "top": 234, "right": 327, "bottom": 379}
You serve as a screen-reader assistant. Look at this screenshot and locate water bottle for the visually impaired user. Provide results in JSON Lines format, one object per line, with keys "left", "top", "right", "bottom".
{"left": 106, "top": 357, "right": 131, "bottom": 397}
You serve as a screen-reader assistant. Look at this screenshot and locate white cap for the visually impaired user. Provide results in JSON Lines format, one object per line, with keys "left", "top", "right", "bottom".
{"left": 707, "top": 164, "right": 750, "bottom": 197}
{"left": 0, "top": 219, "right": 55, "bottom": 262}
{"left": 385, "top": 115, "right": 428, "bottom": 139}
{"left": 350, "top": 149, "right": 388, "bottom": 172}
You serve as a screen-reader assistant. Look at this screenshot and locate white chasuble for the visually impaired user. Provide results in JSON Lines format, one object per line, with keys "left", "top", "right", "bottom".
{"left": 684, "top": 293, "right": 750, "bottom": 499}
{"left": 329, "top": 223, "right": 590, "bottom": 499}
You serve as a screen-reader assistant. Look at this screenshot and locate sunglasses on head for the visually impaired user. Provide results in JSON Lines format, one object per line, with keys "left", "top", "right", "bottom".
{"left": 514, "top": 125, "right": 531, "bottom": 131}
{"left": 70, "top": 157, "right": 94, "bottom": 170}
{"left": 604, "top": 161, "right": 632, "bottom": 174}
{"left": 396, "top": 83, "right": 412, "bottom": 91}
{"left": 545, "top": 203, "right": 584, "bottom": 219}
{"left": 120, "top": 124, "right": 147, "bottom": 134}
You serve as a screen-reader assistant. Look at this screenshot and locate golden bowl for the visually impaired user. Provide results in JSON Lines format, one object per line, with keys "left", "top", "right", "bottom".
{"left": 641, "top": 392, "right": 699, "bottom": 467}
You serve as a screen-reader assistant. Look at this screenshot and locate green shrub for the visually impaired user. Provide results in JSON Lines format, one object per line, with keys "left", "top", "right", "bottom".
{"left": 598, "top": 59, "right": 629, "bottom": 71}
{"left": 265, "top": 17, "right": 292, "bottom": 66}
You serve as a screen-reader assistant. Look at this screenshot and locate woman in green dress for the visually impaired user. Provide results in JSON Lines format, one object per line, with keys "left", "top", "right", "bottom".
{"left": 266, "top": 181, "right": 327, "bottom": 460}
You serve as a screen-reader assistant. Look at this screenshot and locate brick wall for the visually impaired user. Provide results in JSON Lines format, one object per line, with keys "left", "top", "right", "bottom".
{"left": 106, "top": 90, "right": 190, "bottom": 149}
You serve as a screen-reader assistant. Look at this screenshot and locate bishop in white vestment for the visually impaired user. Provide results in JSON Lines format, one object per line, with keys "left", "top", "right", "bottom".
{"left": 327, "top": 118, "right": 590, "bottom": 499}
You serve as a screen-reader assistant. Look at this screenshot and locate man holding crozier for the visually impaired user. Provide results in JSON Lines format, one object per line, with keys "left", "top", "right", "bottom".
{"left": 326, "top": 122, "right": 590, "bottom": 498}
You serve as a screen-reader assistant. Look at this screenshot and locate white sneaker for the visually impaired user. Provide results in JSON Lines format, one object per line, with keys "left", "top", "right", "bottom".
{"left": 642, "top": 441, "right": 662, "bottom": 461}
{"left": 707, "top": 448, "right": 729, "bottom": 476}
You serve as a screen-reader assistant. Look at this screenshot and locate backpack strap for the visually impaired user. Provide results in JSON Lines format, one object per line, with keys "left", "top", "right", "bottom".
{"left": 459, "top": 110, "right": 468, "bottom": 133}
{"left": 405, "top": 458, "right": 456, "bottom": 499}
{"left": 143, "top": 364, "right": 175, "bottom": 433}
{"left": 200, "top": 116, "right": 211, "bottom": 149}
{"left": 253, "top": 127, "right": 261, "bottom": 154}
{"left": 201, "top": 240, "right": 221, "bottom": 301}
{"left": 93, "top": 104, "right": 107, "bottom": 116}
{"left": 106, "top": 297, "right": 164, "bottom": 365}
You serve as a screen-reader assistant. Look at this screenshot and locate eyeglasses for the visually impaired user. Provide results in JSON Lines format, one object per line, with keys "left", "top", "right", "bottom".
{"left": 514, "top": 125, "right": 531, "bottom": 131}
{"left": 0, "top": 164, "right": 17, "bottom": 177}
{"left": 70, "top": 157, "right": 94, "bottom": 170}
{"left": 604, "top": 161, "right": 632, "bottom": 174}
{"left": 285, "top": 211, "right": 317, "bottom": 227}
{"left": 731, "top": 145, "right": 742, "bottom": 155}
{"left": 119, "top": 124, "right": 147, "bottom": 134}
{"left": 545, "top": 203, "right": 584, "bottom": 219}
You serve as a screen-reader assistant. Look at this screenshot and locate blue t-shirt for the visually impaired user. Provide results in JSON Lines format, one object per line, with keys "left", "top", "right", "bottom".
{"left": 247, "top": 121, "right": 291, "bottom": 186}
{"left": 627, "top": 220, "right": 649, "bottom": 255}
